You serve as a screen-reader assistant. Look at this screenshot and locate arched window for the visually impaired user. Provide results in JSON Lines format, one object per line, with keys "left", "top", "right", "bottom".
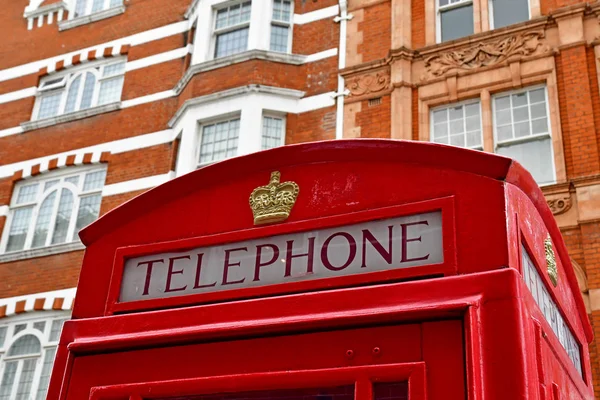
{"left": 0, "top": 317, "right": 67, "bottom": 400}
{"left": 73, "top": 0, "right": 123, "bottom": 18}
{"left": 1, "top": 168, "right": 106, "bottom": 253}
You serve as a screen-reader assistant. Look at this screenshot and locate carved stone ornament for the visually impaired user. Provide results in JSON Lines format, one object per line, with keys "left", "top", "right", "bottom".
{"left": 345, "top": 69, "right": 391, "bottom": 99}
{"left": 423, "top": 30, "right": 547, "bottom": 79}
{"left": 546, "top": 196, "right": 572, "bottom": 215}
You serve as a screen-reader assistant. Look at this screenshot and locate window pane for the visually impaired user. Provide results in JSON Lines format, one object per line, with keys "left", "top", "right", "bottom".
{"left": 51, "top": 189, "right": 75, "bottom": 245}
{"left": 373, "top": 382, "right": 408, "bottom": 400}
{"left": 262, "top": 116, "right": 284, "bottom": 150}
{"left": 35, "top": 348, "right": 57, "bottom": 400}
{"left": 7, "top": 207, "right": 33, "bottom": 252}
{"left": 43, "top": 180, "right": 59, "bottom": 192}
{"left": 270, "top": 25, "right": 289, "bottom": 52}
{"left": 199, "top": 119, "right": 240, "bottom": 164}
{"left": 431, "top": 102, "right": 481, "bottom": 149}
{"left": 103, "top": 62, "right": 126, "bottom": 77}
{"left": 512, "top": 106, "right": 529, "bottom": 122}
{"left": 75, "top": 194, "right": 102, "bottom": 234}
{"left": 64, "top": 75, "right": 82, "bottom": 113}
{"left": 74, "top": 0, "right": 88, "bottom": 16}
{"left": 530, "top": 103, "right": 547, "bottom": 119}
{"left": 80, "top": 72, "right": 96, "bottom": 110}
{"left": 31, "top": 191, "right": 57, "bottom": 248}
{"left": 8, "top": 335, "right": 41, "bottom": 356}
{"left": 65, "top": 176, "right": 80, "bottom": 187}
{"left": 215, "top": 28, "right": 249, "bottom": 58}
{"left": 83, "top": 170, "right": 106, "bottom": 191}
{"left": 0, "top": 327, "right": 7, "bottom": 348}
{"left": 491, "top": 0, "right": 528, "bottom": 29}
{"left": 497, "top": 137, "right": 554, "bottom": 184}
{"left": 15, "top": 358, "right": 36, "bottom": 400}
{"left": 532, "top": 118, "right": 549, "bottom": 135}
{"left": 38, "top": 92, "right": 62, "bottom": 119}
{"left": 49, "top": 320, "right": 66, "bottom": 342}
{"left": 440, "top": 4, "right": 474, "bottom": 42}
{"left": 433, "top": 109, "right": 447, "bottom": 123}
{"left": 13, "top": 325, "right": 26, "bottom": 336}
{"left": 33, "top": 321, "right": 46, "bottom": 333}
{"left": 109, "top": 0, "right": 122, "bottom": 7}
{"left": 0, "top": 362, "right": 17, "bottom": 400}
{"left": 91, "top": 0, "right": 104, "bottom": 12}
{"left": 98, "top": 76, "right": 124, "bottom": 105}
{"left": 16, "top": 184, "right": 39, "bottom": 204}
{"left": 273, "top": 0, "right": 292, "bottom": 21}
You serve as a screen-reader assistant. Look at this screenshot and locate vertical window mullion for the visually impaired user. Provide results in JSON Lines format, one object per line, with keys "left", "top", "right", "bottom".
{"left": 67, "top": 193, "right": 81, "bottom": 242}
{"left": 44, "top": 188, "right": 63, "bottom": 247}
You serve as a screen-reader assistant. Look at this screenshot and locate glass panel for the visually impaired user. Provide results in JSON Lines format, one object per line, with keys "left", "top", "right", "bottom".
{"left": 49, "top": 319, "right": 66, "bottom": 342}
{"left": 440, "top": 4, "right": 474, "bottom": 42}
{"left": 433, "top": 109, "right": 447, "bottom": 123}
{"left": 512, "top": 106, "right": 529, "bottom": 122}
{"left": 0, "top": 362, "right": 17, "bottom": 400}
{"left": 103, "top": 62, "right": 126, "bottom": 77}
{"left": 0, "top": 327, "right": 7, "bottom": 348}
{"left": 215, "top": 28, "right": 249, "bottom": 58}
{"left": 35, "top": 348, "right": 57, "bottom": 400}
{"left": 75, "top": 194, "right": 102, "bottom": 234}
{"left": 8, "top": 335, "right": 41, "bottom": 356}
{"left": 199, "top": 119, "right": 241, "bottom": 164}
{"left": 273, "top": 0, "right": 292, "bottom": 21}
{"left": 514, "top": 121, "right": 530, "bottom": 138}
{"left": 64, "top": 75, "right": 82, "bottom": 113}
{"left": 495, "top": 95, "right": 510, "bottom": 110}
{"left": 497, "top": 137, "right": 554, "bottom": 184}
{"left": 98, "top": 76, "right": 124, "bottom": 105}
{"left": 33, "top": 322, "right": 46, "bottom": 333}
{"left": 532, "top": 118, "right": 548, "bottom": 135}
{"left": 431, "top": 102, "right": 481, "bottom": 149}
{"left": 16, "top": 184, "right": 39, "bottom": 204}
{"left": 7, "top": 207, "right": 33, "bottom": 252}
{"left": 13, "top": 324, "right": 26, "bottom": 336}
{"left": 83, "top": 170, "right": 106, "bottom": 191}
{"left": 74, "top": 0, "right": 88, "bottom": 16}
{"left": 270, "top": 25, "right": 289, "bottom": 52}
{"left": 373, "top": 382, "right": 409, "bottom": 400}
{"left": 65, "top": 176, "right": 80, "bottom": 186}
{"left": 15, "top": 359, "right": 36, "bottom": 400}
{"left": 31, "top": 191, "right": 57, "bottom": 248}
{"left": 91, "top": 0, "right": 105, "bottom": 12}
{"left": 43, "top": 180, "right": 59, "bottom": 192}
{"left": 491, "top": 0, "right": 528, "bottom": 29}
{"left": 109, "top": 0, "right": 122, "bottom": 6}
{"left": 80, "top": 72, "right": 96, "bottom": 110}
{"left": 51, "top": 189, "right": 75, "bottom": 245}
{"left": 156, "top": 385, "right": 355, "bottom": 400}
{"left": 512, "top": 92, "right": 527, "bottom": 107}
{"left": 262, "top": 116, "right": 284, "bottom": 150}
{"left": 37, "top": 92, "right": 62, "bottom": 119}
{"left": 530, "top": 88, "right": 545, "bottom": 103}
{"left": 530, "top": 103, "right": 547, "bottom": 119}
{"left": 433, "top": 123, "right": 447, "bottom": 139}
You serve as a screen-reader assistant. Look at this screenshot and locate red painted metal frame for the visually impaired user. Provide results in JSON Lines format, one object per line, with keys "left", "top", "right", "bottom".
{"left": 89, "top": 363, "right": 426, "bottom": 400}
{"left": 105, "top": 196, "right": 457, "bottom": 315}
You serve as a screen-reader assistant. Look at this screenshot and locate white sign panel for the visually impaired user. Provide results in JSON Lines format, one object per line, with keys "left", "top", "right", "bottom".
{"left": 119, "top": 211, "right": 443, "bottom": 302}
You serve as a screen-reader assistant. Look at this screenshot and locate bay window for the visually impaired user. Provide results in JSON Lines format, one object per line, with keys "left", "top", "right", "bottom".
{"left": 34, "top": 60, "right": 126, "bottom": 121}
{"left": 437, "top": 0, "right": 474, "bottom": 42}
{"left": 1, "top": 168, "right": 106, "bottom": 253}
{"left": 262, "top": 115, "right": 285, "bottom": 150}
{"left": 213, "top": 2, "right": 252, "bottom": 58}
{"left": 198, "top": 118, "right": 241, "bottom": 166}
{"left": 270, "top": 0, "right": 292, "bottom": 53}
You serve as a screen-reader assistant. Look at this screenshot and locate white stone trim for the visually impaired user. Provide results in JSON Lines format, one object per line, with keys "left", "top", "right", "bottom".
{"left": 0, "top": 20, "right": 189, "bottom": 83}
{"left": 102, "top": 171, "right": 175, "bottom": 196}
{"left": 21, "top": 102, "right": 121, "bottom": 132}
{"left": 0, "top": 206, "right": 8, "bottom": 218}
{"left": 0, "top": 287, "right": 76, "bottom": 315}
{"left": 121, "top": 90, "right": 176, "bottom": 109}
{"left": 0, "top": 126, "right": 24, "bottom": 138}
{"left": 125, "top": 45, "right": 192, "bottom": 72}
{"left": 293, "top": 5, "right": 340, "bottom": 24}
{"left": 58, "top": 5, "right": 125, "bottom": 31}
{"left": 305, "top": 48, "right": 338, "bottom": 63}
{"left": 0, "top": 87, "right": 37, "bottom": 105}
{"left": 0, "top": 241, "right": 85, "bottom": 264}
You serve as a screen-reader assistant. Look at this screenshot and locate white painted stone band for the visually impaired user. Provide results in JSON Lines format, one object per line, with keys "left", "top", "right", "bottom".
{"left": 102, "top": 171, "right": 175, "bottom": 196}
{"left": 293, "top": 5, "right": 340, "bottom": 25}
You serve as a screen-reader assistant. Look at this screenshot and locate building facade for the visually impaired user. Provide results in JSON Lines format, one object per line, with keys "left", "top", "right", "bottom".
{"left": 0, "top": 0, "right": 599, "bottom": 397}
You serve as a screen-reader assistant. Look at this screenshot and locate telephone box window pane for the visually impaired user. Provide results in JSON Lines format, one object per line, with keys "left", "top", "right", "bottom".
{"left": 157, "top": 385, "right": 355, "bottom": 400}
{"left": 373, "top": 382, "right": 409, "bottom": 400}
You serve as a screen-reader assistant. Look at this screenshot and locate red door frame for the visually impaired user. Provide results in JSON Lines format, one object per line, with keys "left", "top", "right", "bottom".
{"left": 89, "top": 363, "right": 426, "bottom": 400}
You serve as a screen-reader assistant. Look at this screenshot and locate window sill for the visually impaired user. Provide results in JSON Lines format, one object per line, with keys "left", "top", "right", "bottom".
{"left": 58, "top": 5, "right": 125, "bottom": 31}
{"left": 0, "top": 241, "right": 85, "bottom": 263}
{"left": 175, "top": 50, "right": 306, "bottom": 94}
{"left": 22, "top": 102, "right": 121, "bottom": 132}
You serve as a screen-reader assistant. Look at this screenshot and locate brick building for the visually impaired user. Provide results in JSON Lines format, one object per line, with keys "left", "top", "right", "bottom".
{"left": 0, "top": 0, "right": 599, "bottom": 397}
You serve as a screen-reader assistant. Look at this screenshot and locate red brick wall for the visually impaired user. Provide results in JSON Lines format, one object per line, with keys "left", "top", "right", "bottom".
{"left": 122, "top": 59, "right": 184, "bottom": 100}
{"left": 0, "top": 97, "right": 34, "bottom": 130}
{"left": 100, "top": 189, "right": 149, "bottom": 215}
{"left": 286, "top": 106, "right": 337, "bottom": 144}
{"left": 105, "top": 144, "right": 175, "bottom": 185}
{"left": 128, "top": 34, "right": 187, "bottom": 62}
{"left": 355, "top": 95, "right": 391, "bottom": 138}
{"left": 293, "top": 19, "right": 340, "bottom": 55}
{"left": 357, "top": 1, "right": 392, "bottom": 63}
{"left": 412, "top": 0, "right": 425, "bottom": 48}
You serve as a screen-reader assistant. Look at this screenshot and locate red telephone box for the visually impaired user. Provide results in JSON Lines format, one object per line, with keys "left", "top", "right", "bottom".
{"left": 48, "top": 139, "right": 594, "bottom": 399}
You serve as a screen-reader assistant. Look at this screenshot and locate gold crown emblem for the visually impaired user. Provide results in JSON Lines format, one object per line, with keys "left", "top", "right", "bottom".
{"left": 545, "top": 235, "right": 558, "bottom": 287}
{"left": 249, "top": 171, "right": 299, "bottom": 225}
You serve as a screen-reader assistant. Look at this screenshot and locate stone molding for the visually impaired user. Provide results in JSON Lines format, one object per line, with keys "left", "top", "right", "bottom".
{"left": 0, "top": 241, "right": 84, "bottom": 263}
{"left": 547, "top": 196, "right": 572, "bottom": 215}
{"left": 58, "top": 5, "right": 125, "bottom": 31}
{"left": 21, "top": 102, "right": 121, "bottom": 132}
{"left": 422, "top": 30, "right": 549, "bottom": 80}
{"left": 344, "top": 68, "right": 392, "bottom": 102}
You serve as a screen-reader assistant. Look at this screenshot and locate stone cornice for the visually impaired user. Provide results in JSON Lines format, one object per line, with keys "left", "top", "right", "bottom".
{"left": 23, "top": 1, "right": 66, "bottom": 19}
{"left": 570, "top": 174, "right": 600, "bottom": 188}
{"left": 21, "top": 102, "right": 121, "bottom": 132}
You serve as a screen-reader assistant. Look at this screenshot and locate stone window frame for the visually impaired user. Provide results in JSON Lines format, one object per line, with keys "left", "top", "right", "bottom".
{"left": 426, "top": 0, "right": 541, "bottom": 45}
{"left": 418, "top": 56, "right": 566, "bottom": 185}
{"left": 269, "top": 0, "right": 294, "bottom": 53}
{"left": 261, "top": 113, "right": 287, "bottom": 150}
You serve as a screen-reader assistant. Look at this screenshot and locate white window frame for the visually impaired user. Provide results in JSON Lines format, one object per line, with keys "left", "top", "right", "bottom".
{"left": 70, "top": 0, "right": 123, "bottom": 19}
{"left": 269, "top": 0, "right": 293, "bottom": 53}
{"left": 196, "top": 114, "right": 243, "bottom": 168}
{"left": 488, "top": 0, "right": 531, "bottom": 30}
{"left": 261, "top": 113, "right": 286, "bottom": 150}
{"left": 429, "top": 99, "right": 484, "bottom": 150}
{"left": 436, "top": 0, "right": 474, "bottom": 43}
{"left": 211, "top": 1, "right": 252, "bottom": 59}
{"left": 491, "top": 84, "right": 556, "bottom": 185}
{"left": 0, "top": 312, "right": 69, "bottom": 400}
{"left": 0, "top": 166, "right": 107, "bottom": 254}
{"left": 32, "top": 58, "right": 126, "bottom": 121}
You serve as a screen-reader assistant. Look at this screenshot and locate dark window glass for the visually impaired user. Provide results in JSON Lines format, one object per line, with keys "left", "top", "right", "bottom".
{"left": 373, "top": 382, "right": 408, "bottom": 400}
{"left": 491, "top": 0, "right": 529, "bottom": 29}
{"left": 159, "top": 385, "right": 355, "bottom": 400}
{"left": 440, "top": 4, "right": 474, "bottom": 42}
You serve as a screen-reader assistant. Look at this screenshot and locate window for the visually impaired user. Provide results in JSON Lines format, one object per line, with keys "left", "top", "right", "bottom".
{"left": 35, "top": 60, "right": 126, "bottom": 120}
{"left": 431, "top": 101, "right": 482, "bottom": 149}
{"left": 489, "top": 0, "right": 529, "bottom": 29}
{"left": 0, "top": 316, "right": 67, "bottom": 400}
{"left": 73, "top": 0, "right": 123, "bottom": 17}
{"left": 2, "top": 168, "right": 106, "bottom": 253}
{"left": 197, "top": 118, "right": 241, "bottom": 166}
{"left": 522, "top": 246, "right": 582, "bottom": 376}
{"left": 493, "top": 86, "right": 554, "bottom": 185}
{"left": 262, "top": 115, "right": 285, "bottom": 150}
{"left": 437, "top": 0, "right": 474, "bottom": 42}
{"left": 213, "top": 2, "right": 252, "bottom": 58}
{"left": 270, "top": 0, "right": 292, "bottom": 53}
